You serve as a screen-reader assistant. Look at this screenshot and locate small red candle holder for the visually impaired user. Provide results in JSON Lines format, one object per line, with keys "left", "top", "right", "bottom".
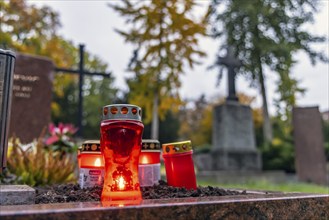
{"left": 162, "top": 140, "right": 197, "bottom": 190}
{"left": 100, "top": 104, "right": 144, "bottom": 201}
{"left": 78, "top": 140, "right": 105, "bottom": 189}
{"left": 138, "top": 139, "right": 161, "bottom": 187}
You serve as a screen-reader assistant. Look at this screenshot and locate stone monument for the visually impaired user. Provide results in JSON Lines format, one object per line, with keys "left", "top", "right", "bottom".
{"left": 9, "top": 53, "right": 54, "bottom": 143}
{"left": 292, "top": 106, "right": 328, "bottom": 185}
{"left": 211, "top": 47, "right": 261, "bottom": 170}
{"left": 194, "top": 46, "right": 261, "bottom": 171}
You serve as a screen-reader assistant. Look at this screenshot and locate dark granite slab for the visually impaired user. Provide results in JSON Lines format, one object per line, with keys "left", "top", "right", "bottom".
{"left": 0, "top": 193, "right": 328, "bottom": 220}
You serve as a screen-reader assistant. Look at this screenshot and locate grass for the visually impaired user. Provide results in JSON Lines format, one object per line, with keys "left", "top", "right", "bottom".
{"left": 198, "top": 179, "right": 329, "bottom": 194}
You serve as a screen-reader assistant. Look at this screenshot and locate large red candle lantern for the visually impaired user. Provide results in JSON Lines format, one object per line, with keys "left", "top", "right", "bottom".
{"left": 138, "top": 139, "right": 161, "bottom": 186}
{"left": 162, "top": 140, "right": 197, "bottom": 190}
{"left": 78, "top": 140, "right": 105, "bottom": 189}
{"left": 100, "top": 104, "right": 144, "bottom": 201}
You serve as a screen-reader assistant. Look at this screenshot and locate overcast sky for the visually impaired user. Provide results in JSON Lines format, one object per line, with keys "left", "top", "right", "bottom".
{"left": 30, "top": 0, "right": 329, "bottom": 114}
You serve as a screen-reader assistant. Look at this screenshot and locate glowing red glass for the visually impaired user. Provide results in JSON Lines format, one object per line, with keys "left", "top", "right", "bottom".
{"left": 139, "top": 152, "right": 160, "bottom": 164}
{"left": 78, "top": 141, "right": 105, "bottom": 189}
{"left": 100, "top": 104, "right": 144, "bottom": 201}
{"left": 79, "top": 154, "right": 104, "bottom": 168}
{"left": 138, "top": 140, "right": 161, "bottom": 187}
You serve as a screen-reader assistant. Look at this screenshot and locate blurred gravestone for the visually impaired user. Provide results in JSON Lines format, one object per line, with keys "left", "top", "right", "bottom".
{"left": 9, "top": 53, "right": 54, "bottom": 143}
{"left": 194, "top": 46, "right": 261, "bottom": 171}
{"left": 211, "top": 101, "right": 262, "bottom": 170}
{"left": 212, "top": 47, "right": 261, "bottom": 170}
{"left": 293, "top": 106, "right": 327, "bottom": 185}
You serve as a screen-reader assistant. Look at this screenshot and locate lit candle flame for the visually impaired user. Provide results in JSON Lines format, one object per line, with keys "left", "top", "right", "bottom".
{"left": 118, "top": 176, "right": 125, "bottom": 190}
{"left": 141, "top": 156, "right": 149, "bottom": 164}
{"left": 94, "top": 158, "right": 102, "bottom": 167}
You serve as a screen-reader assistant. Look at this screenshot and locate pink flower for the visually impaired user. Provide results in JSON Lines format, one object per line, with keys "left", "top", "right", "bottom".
{"left": 46, "top": 123, "right": 78, "bottom": 145}
{"left": 45, "top": 135, "right": 59, "bottom": 145}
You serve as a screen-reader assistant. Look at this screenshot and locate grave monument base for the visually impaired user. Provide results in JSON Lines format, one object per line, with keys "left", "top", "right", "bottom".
{"left": 211, "top": 150, "right": 262, "bottom": 171}
{"left": 200, "top": 101, "right": 262, "bottom": 171}
{"left": 0, "top": 185, "right": 35, "bottom": 205}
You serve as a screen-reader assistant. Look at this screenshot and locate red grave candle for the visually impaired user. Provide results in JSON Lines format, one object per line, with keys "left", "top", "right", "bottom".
{"left": 100, "top": 104, "right": 144, "bottom": 201}
{"left": 78, "top": 140, "right": 104, "bottom": 189}
{"left": 138, "top": 139, "right": 161, "bottom": 186}
{"left": 162, "top": 140, "right": 197, "bottom": 190}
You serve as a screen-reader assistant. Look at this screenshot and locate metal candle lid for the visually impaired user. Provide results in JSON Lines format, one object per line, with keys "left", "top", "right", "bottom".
{"left": 80, "top": 140, "right": 101, "bottom": 154}
{"left": 162, "top": 140, "right": 193, "bottom": 155}
{"left": 102, "top": 104, "right": 142, "bottom": 121}
{"left": 141, "top": 139, "right": 161, "bottom": 152}
{"left": 0, "top": 49, "right": 16, "bottom": 58}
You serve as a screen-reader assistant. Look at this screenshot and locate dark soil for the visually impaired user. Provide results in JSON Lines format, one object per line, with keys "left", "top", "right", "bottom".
{"left": 35, "top": 180, "right": 246, "bottom": 204}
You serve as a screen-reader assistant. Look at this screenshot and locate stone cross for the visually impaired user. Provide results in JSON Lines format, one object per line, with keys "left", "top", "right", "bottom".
{"left": 217, "top": 46, "right": 241, "bottom": 101}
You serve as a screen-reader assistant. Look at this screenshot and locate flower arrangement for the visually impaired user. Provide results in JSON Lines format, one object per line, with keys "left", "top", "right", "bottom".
{"left": 2, "top": 131, "right": 76, "bottom": 186}
{"left": 45, "top": 123, "right": 78, "bottom": 154}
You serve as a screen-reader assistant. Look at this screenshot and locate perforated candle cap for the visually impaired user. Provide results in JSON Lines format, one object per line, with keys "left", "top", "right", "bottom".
{"left": 80, "top": 140, "right": 101, "bottom": 154}
{"left": 141, "top": 139, "right": 161, "bottom": 152}
{"left": 0, "top": 49, "right": 16, "bottom": 58}
{"left": 162, "top": 140, "right": 193, "bottom": 155}
{"left": 102, "top": 104, "right": 142, "bottom": 121}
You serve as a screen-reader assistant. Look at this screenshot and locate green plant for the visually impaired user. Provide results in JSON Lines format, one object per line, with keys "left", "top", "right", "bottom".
{"left": 261, "top": 138, "right": 295, "bottom": 173}
{"left": 324, "top": 142, "right": 329, "bottom": 162}
{"left": 6, "top": 133, "right": 77, "bottom": 186}
{"left": 198, "top": 179, "right": 329, "bottom": 194}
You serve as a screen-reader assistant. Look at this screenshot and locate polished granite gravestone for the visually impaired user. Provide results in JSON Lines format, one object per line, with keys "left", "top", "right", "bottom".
{"left": 9, "top": 53, "right": 54, "bottom": 143}
{"left": 293, "top": 106, "right": 328, "bottom": 185}
{"left": 0, "top": 191, "right": 328, "bottom": 220}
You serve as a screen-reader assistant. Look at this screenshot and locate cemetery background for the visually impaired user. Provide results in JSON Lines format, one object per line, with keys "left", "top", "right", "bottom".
{"left": 0, "top": 0, "right": 328, "bottom": 194}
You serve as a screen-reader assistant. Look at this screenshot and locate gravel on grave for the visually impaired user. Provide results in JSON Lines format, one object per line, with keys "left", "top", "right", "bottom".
{"left": 34, "top": 180, "right": 247, "bottom": 204}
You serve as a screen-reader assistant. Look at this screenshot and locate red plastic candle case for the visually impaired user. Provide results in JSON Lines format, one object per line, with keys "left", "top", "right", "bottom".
{"left": 78, "top": 140, "right": 105, "bottom": 189}
{"left": 162, "top": 140, "right": 197, "bottom": 190}
{"left": 100, "top": 104, "right": 144, "bottom": 201}
{"left": 138, "top": 139, "right": 161, "bottom": 187}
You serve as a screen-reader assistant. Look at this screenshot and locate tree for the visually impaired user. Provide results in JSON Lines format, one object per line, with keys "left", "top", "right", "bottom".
{"left": 110, "top": 0, "right": 206, "bottom": 139}
{"left": 179, "top": 94, "right": 213, "bottom": 147}
{"left": 143, "top": 110, "right": 180, "bottom": 144}
{"left": 0, "top": 0, "right": 60, "bottom": 53}
{"left": 1, "top": 0, "right": 118, "bottom": 138}
{"left": 208, "top": 0, "right": 328, "bottom": 144}
{"left": 83, "top": 76, "right": 119, "bottom": 138}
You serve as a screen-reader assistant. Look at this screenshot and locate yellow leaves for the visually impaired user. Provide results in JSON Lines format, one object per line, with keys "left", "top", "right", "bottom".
{"left": 51, "top": 102, "right": 61, "bottom": 118}
{"left": 237, "top": 92, "right": 256, "bottom": 105}
{"left": 271, "top": 138, "right": 283, "bottom": 147}
{"left": 111, "top": 0, "right": 207, "bottom": 124}
{"left": 158, "top": 94, "right": 182, "bottom": 119}
{"left": 1, "top": 0, "right": 61, "bottom": 52}
{"left": 178, "top": 104, "right": 212, "bottom": 147}
{"left": 252, "top": 107, "right": 263, "bottom": 128}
